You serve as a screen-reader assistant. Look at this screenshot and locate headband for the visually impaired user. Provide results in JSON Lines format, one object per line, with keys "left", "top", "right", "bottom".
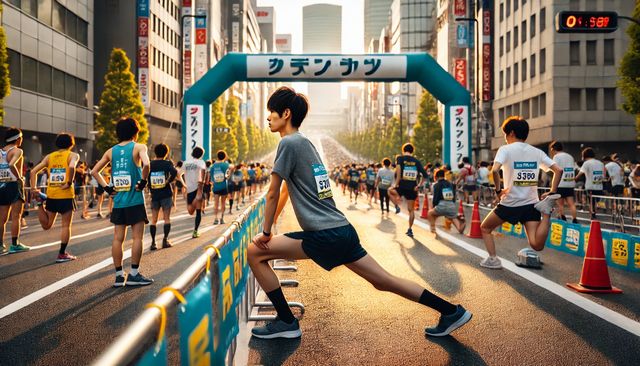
{"left": 5, "top": 132, "right": 22, "bottom": 143}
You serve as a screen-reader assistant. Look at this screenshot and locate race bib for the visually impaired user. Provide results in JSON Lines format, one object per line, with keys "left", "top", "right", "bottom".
{"left": 592, "top": 171, "right": 604, "bottom": 184}
{"left": 313, "top": 164, "right": 333, "bottom": 200}
{"left": 562, "top": 167, "right": 575, "bottom": 182}
{"left": 513, "top": 162, "right": 538, "bottom": 186}
{"left": 214, "top": 172, "right": 225, "bottom": 183}
{"left": 402, "top": 166, "right": 418, "bottom": 181}
{"left": 380, "top": 177, "right": 392, "bottom": 187}
{"left": 442, "top": 187, "right": 454, "bottom": 201}
{"left": 113, "top": 173, "right": 132, "bottom": 192}
{"left": 350, "top": 175, "right": 359, "bottom": 182}
{"left": 232, "top": 174, "right": 242, "bottom": 183}
{"left": 49, "top": 168, "right": 66, "bottom": 186}
{"left": 0, "top": 163, "right": 11, "bottom": 182}
{"left": 150, "top": 171, "right": 166, "bottom": 189}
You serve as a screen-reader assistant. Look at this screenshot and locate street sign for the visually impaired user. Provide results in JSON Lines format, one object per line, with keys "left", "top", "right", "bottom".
{"left": 556, "top": 11, "right": 618, "bottom": 33}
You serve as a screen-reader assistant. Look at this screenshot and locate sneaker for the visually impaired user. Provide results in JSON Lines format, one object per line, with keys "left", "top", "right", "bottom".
{"left": 162, "top": 239, "right": 172, "bottom": 249}
{"left": 127, "top": 272, "right": 154, "bottom": 286}
{"left": 97, "top": 213, "right": 105, "bottom": 218}
{"left": 220, "top": 218, "right": 225, "bottom": 224}
{"left": 36, "top": 192, "right": 47, "bottom": 203}
{"left": 1, "top": 243, "right": 7, "bottom": 255}
{"left": 9, "top": 243, "right": 31, "bottom": 253}
{"left": 534, "top": 194, "right": 561, "bottom": 215}
{"left": 425, "top": 305, "right": 472, "bottom": 337}
{"left": 150, "top": 243, "right": 157, "bottom": 251}
{"left": 21, "top": 218, "right": 28, "bottom": 229}
{"left": 395, "top": 204, "right": 401, "bottom": 214}
{"left": 56, "top": 252, "right": 77, "bottom": 263}
{"left": 406, "top": 228, "right": 414, "bottom": 238}
{"left": 213, "top": 218, "right": 219, "bottom": 225}
{"left": 192, "top": 230, "right": 200, "bottom": 238}
{"left": 480, "top": 256, "right": 502, "bottom": 269}
{"left": 114, "top": 274, "right": 127, "bottom": 287}
{"left": 251, "top": 317, "right": 302, "bottom": 339}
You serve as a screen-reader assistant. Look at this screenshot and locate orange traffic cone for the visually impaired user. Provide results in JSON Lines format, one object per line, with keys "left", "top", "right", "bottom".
{"left": 466, "top": 201, "right": 482, "bottom": 238}
{"left": 567, "top": 221, "right": 622, "bottom": 294}
{"left": 415, "top": 196, "right": 420, "bottom": 210}
{"left": 458, "top": 200, "right": 465, "bottom": 219}
{"left": 420, "top": 194, "right": 430, "bottom": 219}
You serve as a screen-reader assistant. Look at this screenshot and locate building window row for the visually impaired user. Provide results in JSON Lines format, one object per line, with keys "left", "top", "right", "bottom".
{"left": 7, "top": 48, "right": 88, "bottom": 107}
{"left": 499, "top": 5, "right": 546, "bottom": 45}
{"left": 6, "top": 0, "right": 89, "bottom": 47}
{"left": 151, "top": 47, "right": 179, "bottom": 79}
{"left": 151, "top": 81, "right": 179, "bottom": 109}
{"left": 570, "top": 39, "right": 615, "bottom": 66}
{"left": 569, "top": 88, "right": 617, "bottom": 111}
{"left": 498, "top": 93, "right": 546, "bottom": 124}
{"left": 499, "top": 49, "right": 545, "bottom": 90}
{"left": 157, "top": 0, "right": 180, "bottom": 22}
{"left": 151, "top": 13, "right": 180, "bottom": 49}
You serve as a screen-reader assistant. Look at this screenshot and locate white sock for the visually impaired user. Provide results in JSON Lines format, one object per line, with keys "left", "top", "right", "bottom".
{"left": 130, "top": 267, "right": 139, "bottom": 276}
{"left": 115, "top": 269, "right": 124, "bottom": 277}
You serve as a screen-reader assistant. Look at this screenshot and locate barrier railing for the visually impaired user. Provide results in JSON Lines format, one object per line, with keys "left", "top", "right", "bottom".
{"left": 92, "top": 193, "right": 270, "bottom": 366}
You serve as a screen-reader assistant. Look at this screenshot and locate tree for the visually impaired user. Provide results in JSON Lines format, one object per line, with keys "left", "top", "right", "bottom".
{"left": 411, "top": 91, "right": 442, "bottom": 164}
{"left": 0, "top": 3, "right": 11, "bottom": 125}
{"left": 619, "top": 1, "right": 640, "bottom": 139}
{"left": 211, "top": 98, "right": 237, "bottom": 161}
{"left": 245, "top": 118, "right": 257, "bottom": 159}
{"left": 95, "top": 48, "right": 148, "bottom": 152}
{"left": 226, "top": 97, "right": 248, "bottom": 161}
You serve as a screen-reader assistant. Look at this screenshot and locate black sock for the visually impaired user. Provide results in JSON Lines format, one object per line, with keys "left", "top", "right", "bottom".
{"left": 572, "top": 218, "right": 579, "bottom": 224}
{"left": 59, "top": 242, "right": 68, "bottom": 255}
{"left": 561, "top": 215, "right": 567, "bottom": 221}
{"left": 266, "top": 287, "right": 295, "bottom": 324}
{"left": 163, "top": 223, "right": 171, "bottom": 239}
{"left": 418, "top": 289, "right": 457, "bottom": 315}
{"left": 195, "top": 210, "right": 202, "bottom": 231}
{"left": 229, "top": 199, "right": 233, "bottom": 209}
{"left": 12, "top": 237, "right": 17, "bottom": 246}
{"left": 149, "top": 225, "right": 156, "bottom": 243}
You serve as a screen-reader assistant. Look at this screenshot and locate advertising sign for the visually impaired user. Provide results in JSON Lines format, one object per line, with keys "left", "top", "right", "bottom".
{"left": 255, "top": 7, "right": 273, "bottom": 23}
{"left": 275, "top": 34, "right": 292, "bottom": 53}
{"left": 178, "top": 276, "right": 214, "bottom": 366}
{"left": 186, "top": 105, "right": 203, "bottom": 150}
{"left": 449, "top": 105, "right": 469, "bottom": 165}
{"left": 454, "top": 58, "right": 467, "bottom": 87}
{"left": 457, "top": 24, "right": 468, "bottom": 48}
{"left": 137, "top": 0, "right": 149, "bottom": 109}
{"left": 454, "top": 0, "right": 466, "bottom": 16}
{"left": 138, "top": 68, "right": 149, "bottom": 107}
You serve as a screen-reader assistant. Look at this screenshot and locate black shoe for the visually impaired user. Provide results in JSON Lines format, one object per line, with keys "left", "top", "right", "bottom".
{"left": 162, "top": 239, "right": 172, "bottom": 249}
{"left": 150, "top": 243, "right": 157, "bottom": 251}
{"left": 395, "top": 205, "right": 401, "bottom": 214}
{"left": 406, "top": 228, "right": 414, "bottom": 238}
{"left": 127, "top": 272, "right": 154, "bottom": 286}
{"left": 113, "top": 274, "right": 127, "bottom": 287}
{"left": 572, "top": 218, "right": 579, "bottom": 224}
{"left": 425, "top": 305, "right": 472, "bottom": 337}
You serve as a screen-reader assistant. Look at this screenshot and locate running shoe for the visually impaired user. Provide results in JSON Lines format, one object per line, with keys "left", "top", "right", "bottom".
{"left": 214, "top": 218, "right": 219, "bottom": 225}
{"left": 35, "top": 192, "right": 47, "bottom": 203}
{"left": 395, "top": 204, "right": 401, "bottom": 214}
{"left": 534, "top": 193, "right": 561, "bottom": 215}
{"left": 21, "top": 218, "right": 28, "bottom": 229}
{"left": 406, "top": 228, "right": 414, "bottom": 237}
{"left": 480, "top": 256, "right": 502, "bottom": 269}
{"left": 425, "top": 305, "right": 472, "bottom": 337}
{"left": 192, "top": 230, "right": 200, "bottom": 238}
{"left": 56, "top": 252, "right": 77, "bottom": 263}
{"left": 220, "top": 218, "right": 225, "bottom": 224}
{"left": 150, "top": 243, "right": 157, "bottom": 251}
{"left": 9, "top": 243, "right": 31, "bottom": 253}
{"left": 113, "top": 274, "right": 127, "bottom": 287}
{"left": 127, "top": 272, "right": 154, "bottom": 286}
{"left": 251, "top": 317, "right": 302, "bottom": 339}
{"left": 1, "top": 243, "right": 7, "bottom": 255}
{"left": 162, "top": 239, "right": 173, "bottom": 249}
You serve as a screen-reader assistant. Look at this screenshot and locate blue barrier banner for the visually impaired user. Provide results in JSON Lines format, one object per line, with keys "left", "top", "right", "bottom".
{"left": 547, "top": 220, "right": 564, "bottom": 249}
{"left": 232, "top": 229, "right": 248, "bottom": 306}
{"left": 499, "top": 222, "right": 513, "bottom": 235}
{"left": 215, "top": 241, "right": 239, "bottom": 364}
{"left": 512, "top": 223, "right": 525, "bottom": 238}
{"left": 607, "top": 232, "right": 632, "bottom": 270}
{"left": 178, "top": 276, "right": 215, "bottom": 366}
{"left": 563, "top": 222, "right": 583, "bottom": 256}
{"left": 633, "top": 236, "right": 640, "bottom": 273}
{"left": 137, "top": 337, "right": 167, "bottom": 366}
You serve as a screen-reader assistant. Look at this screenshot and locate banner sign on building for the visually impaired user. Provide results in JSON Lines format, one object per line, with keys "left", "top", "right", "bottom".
{"left": 255, "top": 7, "right": 273, "bottom": 23}
{"left": 454, "top": 58, "right": 467, "bottom": 87}
{"left": 449, "top": 105, "right": 469, "bottom": 165}
{"left": 454, "top": 0, "right": 466, "bottom": 16}
{"left": 247, "top": 55, "right": 407, "bottom": 80}
{"left": 456, "top": 24, "right": 468, "bottom": 48}
{"left": 137, "top": 0, "right": 150, "bottom": 109}
{"left": 194, "top": 8, "right": 207, "bottom": 81}
{"left": 482, "top": 1, "right": 493, "bottom": 101}
{"left": 182, "top": 0, "right": 193, "bottom": 90}
{"left": 186, "top": 105, "right": 204, "bottom": 150}
{"left": 275, "top": 34, "right": 292, "bottom": 53}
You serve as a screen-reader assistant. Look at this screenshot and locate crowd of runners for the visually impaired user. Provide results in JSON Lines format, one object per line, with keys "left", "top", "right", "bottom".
{"left": 0, "top": 122, "right": 271, "bottom": 287}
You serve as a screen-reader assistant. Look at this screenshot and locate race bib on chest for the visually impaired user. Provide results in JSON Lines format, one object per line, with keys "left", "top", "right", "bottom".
{"left": 150, "top": 171, "right": 166, "bottom": 189}
{"left": 402, "top": 166, "right": 418, "bottom": 181}
{"left": 113, "top": 172, "right": 132, "bottom": 192}
{"left": 442, "top": 187, "right": 454, "bottom": 201}
{"left": 313, "top": 164, "right": 333, "bottom": 200}
{"left": 49, "top": 167, "right": 66, "bottom": 186}
{"left": 562, "top": 167, "right": 575, "bottom": 182}
{"left": 214, "top": 172, "right": 225, "bottom": 183}
{"left": 592, "top": 171, "right": 604, "bottom": 184}
{"left": 0, "top": 163, "right": 11, "bottom": 182}
{"left": 513, "top": 162, "right": 538, "bottom": 186}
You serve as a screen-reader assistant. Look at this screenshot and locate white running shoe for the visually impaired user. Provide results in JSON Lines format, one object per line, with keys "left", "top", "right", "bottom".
{"left": 534, "top": 194, "right": 561, "bottom": 215}
{"left": 480, "top": 256, "right": 502, "bottom": 269}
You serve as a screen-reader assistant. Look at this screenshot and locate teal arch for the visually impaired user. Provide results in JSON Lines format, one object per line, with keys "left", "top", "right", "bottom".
{"left": 182, "top": 53, "right": 471, "bottom": 166}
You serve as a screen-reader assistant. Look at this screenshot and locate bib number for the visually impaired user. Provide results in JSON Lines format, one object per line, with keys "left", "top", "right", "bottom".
{"left": 49, "top": 168, "right": 66, "bottom": 186}
{"left": 442, "top": 188, "right": 454, "bottom": 201}
{"left": 214, "top": 172, "right": 225, "bottom": 183}
{"left": 232, "top": 174, "right": 242, "bottom": 183}
{"left": 562, "top": 167, "right": 575, "bottom": 182}
{"left": 0, "top": 163, "right": 11, "bottom": 182}
{"left": 380, "top": 177, "right": 392, "bottom": 188}
{"left": 402, "top": 166, "right": 418, "bottom": 181}
{"left": 313, "top": 164, "right": 333, "bottom": 200}
{"left": 513, "top": 162, "right": 538, "bottom": 186}
{"left": 592, "top": 171, "right": 604, "bottom": 185}
{"left": 150, "top": 171, "right": 166, "bottom": 189}
{"left": 113, "top": 174, "right": 132, "bottom": 192}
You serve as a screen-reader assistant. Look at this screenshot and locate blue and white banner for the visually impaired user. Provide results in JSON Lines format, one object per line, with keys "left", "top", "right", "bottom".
{"left": 178, "top": 276, "right": 215, "bottom": 366}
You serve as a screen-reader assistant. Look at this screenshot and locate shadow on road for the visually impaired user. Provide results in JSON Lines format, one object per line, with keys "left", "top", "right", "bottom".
{"left": 248, "top": 336, "right": 301, "bottom": 366}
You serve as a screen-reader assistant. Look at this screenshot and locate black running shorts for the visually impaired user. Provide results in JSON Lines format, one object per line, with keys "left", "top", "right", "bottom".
{"left": 0, "top": 181, "right": 25, "bottom": 206}
{"left": 110, "top": 204, "right": 148, "bottom": 226}
{"left": 493, "top": 204, "right": 540, "bottom": 225}
{"left": 557, "top": 187, "right": 574, "bottom": 198}
{"left": 45, "top": 198, "right": 76, "bottom": 214}
{"left": 395, "top": 186, "right": 418, "bottom": 201}
{"left": 187, "top": 190, "right": 198, "bottom": 205}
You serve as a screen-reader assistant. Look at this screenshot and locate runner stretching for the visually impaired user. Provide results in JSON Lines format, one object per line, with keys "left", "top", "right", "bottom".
{"left": 180, "top": 147, "right": 206, "bottom": 238}
{"left": 149, "top": 143, "right": 180, "bottom": 250}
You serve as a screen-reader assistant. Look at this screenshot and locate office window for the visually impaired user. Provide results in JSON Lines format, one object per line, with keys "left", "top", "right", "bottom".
{"left": 65, "top": 9, "right": 77, "bottom": 40}
{"left": 151, "top": 82, "right": 155, "bottom": 101}
{"left": 77, "top": 18, "right": 88, "bottom": 46}
{"left": 500, "top": 36, "right": 504, "bottom": 56}
{"left": 500, "top": 70, "right": 504, "bottom": 91}
{"left": 8, "top": 50, "right": 21, "bottom": 88}
{"left": 514, "top": 0, "right": 518, "bottom": 11}
{"left": 586, "top": 0, "right": 597, "bottom": 10}
{"left": 52, "top": 1, "right": 65, "bottom": 33}
{"left": 539, "top": 93, "right": 546, "bottom": 115}
{"left": 514, "top": 26, "right": 519, "bottom": 48}
{"left": 522, "top": 0, "right": 526, "bottom": 4}
{"left": 506, "top": 105, "right": 512, "bottom": 117}
{"left": 500, "top": 2, "right": 504, "bottom": 22}
{"left": 570, "top": 89, "right": 582, "bottom": 110}
{"left": 570, "top": 41, "right": 580, "bottom": 65}
{"left": 52, "top": 69, "right": 64, "bottom": 99}
{"left": 532, "top": 96, "right": 539, "bottom": 118}
{"left": 522, "top": 99, "right": 530, "bottom": 118}
{"left": 530, "top": 14, "right": 536, "bottom": 38}
{"left": 37, "top": 63, "right": 52, "bottom": 95}
{"left": 21, "top": 0, "right": 37, "bottom": 17}
{"left": 499, "top": 108, "right": 505, "bottom": 124}
{"left": 586, "top": 88, "right": 598, "bottom": 110}
{"left": 537, "top": 48, "right": 545, "bottom": 74}
{"left": 540, "top": 8, "right": 546, "bottom": 32}
{"left": 38, "top": 0, "right": 52, "bottom": 24}
{"left": 521, "top": 20, "right": 527, "bottom": 43}
{"left": 604, "top": 39, "right": 614, "bottom": 65}
{"left": 506, "top": 0, "right": 511, "bottom": 17}
{"left": 514, "top": 62, "right": 519, "bottom": 85}
{"left": 586, "top": 41, "right": 597, "bottom": 65}
{"left": 64, "top": 73, "right": 74, "bottom": 103}
{"left": 530, "top": 54, "right": 536, "bottom": 78}
{"left": 513, "top": 103, "right": 520, "bottom": 116}
{"left": 522, "top": 58, "right": 527, "bottom": 81}
{"left": 604, "top": 88, "right": 616, "bottom": 110}
{"left": 506, "top": 67, "right": 511, "bottom": 87}
{"left": 506, "top": 31, "right": 511, "bottom": 52}
{"left": 21, "top": 55, "right": 38, "bottom": 91}
{"left": 7, "top": 0, "right": 20, "bottom": 7}
{"left": 570, "top": 0, "right": 580, "bottom": 10}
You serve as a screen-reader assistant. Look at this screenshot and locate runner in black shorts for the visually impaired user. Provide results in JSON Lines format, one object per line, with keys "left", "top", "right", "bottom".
{"left": 347, "top": 163, "right": 360, "bottom": 203}
{"left": 248, "top": 87, "right": 471, "bottom": 340}
{"left": 210, "top": 150, "right": 230, "bottom": 224}
{"left": 180, "top": 148, "right": 206, "bottom": 238}
{"left": 149, "top": 143, "right": 180, "bottom": 250}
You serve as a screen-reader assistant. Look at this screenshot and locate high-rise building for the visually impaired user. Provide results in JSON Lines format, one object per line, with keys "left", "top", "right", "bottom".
{"left": 2, "top": 0, "right": 94, "bottom": 162}
{"left": 364, "top": 0, "right": 393, "bottom": 48}
{"left": 275, "top": 34, "right": 291, "bottom": 53}
{"left": 256, "top": 6, "right": 275, "bottom": 52}
{"left": 492, "top": 0, "right": 636, "bottom": 157}
{"left": 303, "top": 3, "right": 344, "bottom": 131}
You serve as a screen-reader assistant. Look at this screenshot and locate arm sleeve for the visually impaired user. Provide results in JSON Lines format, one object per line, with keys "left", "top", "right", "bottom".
{"left": 432, "top": 182, "right": 442, "bottom": 206}
{"left": 272, "top": 140, "right": 295, "bottom": 180}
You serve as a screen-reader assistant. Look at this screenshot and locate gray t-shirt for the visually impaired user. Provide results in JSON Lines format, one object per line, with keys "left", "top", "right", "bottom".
{"left": 376, "top": 167, "right": 395, "bottom": 189}
{"left": 273, "top": 132, "right": 349, "bottom": 231}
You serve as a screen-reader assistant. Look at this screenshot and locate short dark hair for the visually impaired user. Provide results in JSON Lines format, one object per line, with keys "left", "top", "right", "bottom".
{"left": 176, "top": 160, "right": 183, "bottom": 168}
{"left": 602, "top": 155, "right": 612, "bottom": 162}
{"left": 435, "top": 169, "right": 445, "bottom": 179}
{"left": 55, "top": 133, "right": 75, "bottom": 149}
{"left": 501, "top": 116, "right": 529, "bottom": 140}
{"left": 4, "top": 127, "right": 22, "bottom": 143}
{"left": 382, "top": 158, "right": 391, "bottom": 166}
{"left": 458, "top": 162, "right": 465, "bottom": 169}
{"left": 402, "top": 142, "right": 414, "bottom": 154}
{"left": 217, "top": 150, "right": 227, "bottom": 160}
{"left": 462, "top": 157, "right": 470, "bottom": 164}
{"left": 206, "top": 160, "right": 212, "bottom": 167}
{"left": 582, "top": 147, "right": 595, "bottom": 159}
{"left": 267, "top": 86, "right": 309, "bottom": 128}
{"left": 116, "top": 118, "right": 140, "bottom": 142}
{"left": 480, "top": 161, "right": 489, "bottom": 167}
{"left": 154, "top": 143, "right": 169, "bottom": 158}
{"left": 192, "top": 146, "right": 204, "bottom": 159}
{"left": 549, "top": 140, "right": 563, "bottom": 151}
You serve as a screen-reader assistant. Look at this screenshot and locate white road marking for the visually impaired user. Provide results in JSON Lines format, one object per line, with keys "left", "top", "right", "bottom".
{"left": 400, "top": 213, "right": 640, "bottom": 337}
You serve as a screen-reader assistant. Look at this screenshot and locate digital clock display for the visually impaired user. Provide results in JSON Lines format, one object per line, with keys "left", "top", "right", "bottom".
{"left": 556, "top": 11, "right": 618, "bottom": 33}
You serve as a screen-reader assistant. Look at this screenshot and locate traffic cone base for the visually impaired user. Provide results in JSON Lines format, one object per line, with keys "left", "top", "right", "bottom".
{"left": 420, "top": 194, "right": 429, "bottom": 219}
{"left": 566, "top": 282, "right": 622, "bottom": 294}
{"left": 466, "top": 201, "right": 482, "bottom": 239}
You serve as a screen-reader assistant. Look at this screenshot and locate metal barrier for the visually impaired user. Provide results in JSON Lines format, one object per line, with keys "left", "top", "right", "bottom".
{"left": 91, "top": 192, "right": 303, "bottom": 366}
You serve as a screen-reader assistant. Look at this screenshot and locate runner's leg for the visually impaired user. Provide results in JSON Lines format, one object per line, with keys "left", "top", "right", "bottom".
{"left": 59, "top": 210, "right": 73, "bottom": 255}
{"left": 480, "top": 210, "right": 505, "bottom": 257}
